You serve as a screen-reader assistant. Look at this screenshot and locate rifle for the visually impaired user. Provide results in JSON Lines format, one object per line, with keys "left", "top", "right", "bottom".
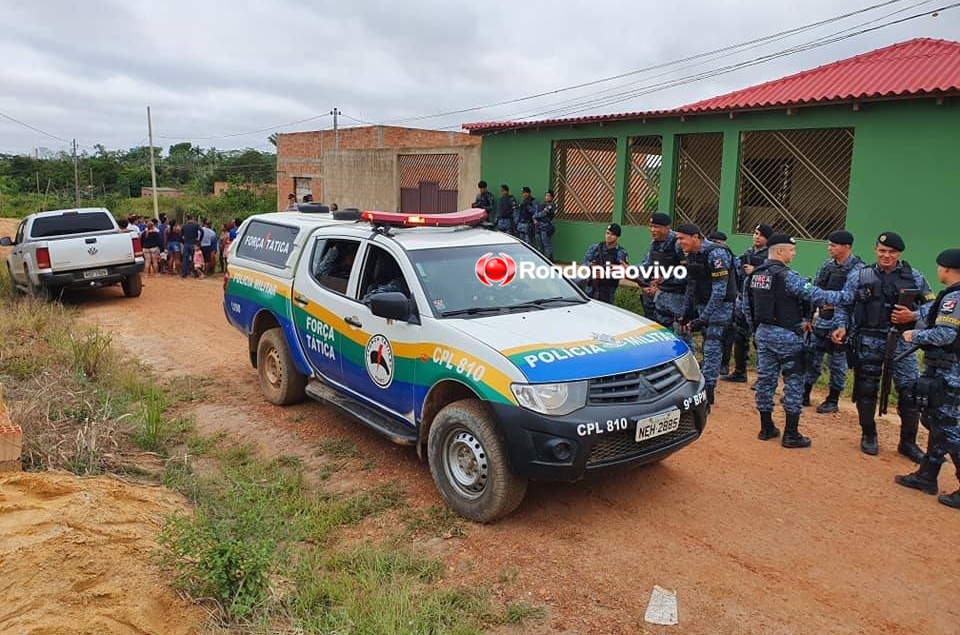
{"left": 878, "top": 288, "right": 920, "bottom": 415}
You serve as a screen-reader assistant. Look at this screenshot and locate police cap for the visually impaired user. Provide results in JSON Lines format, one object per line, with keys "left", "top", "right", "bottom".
{"left": 936, "top": 248, "right": 960, "bottom": 269}
{"left": 827, "top": 230, "right": 854, "bottom": 245}
{"left": 708, "top": 231, "right": 727, "bottom": 241}
{"left": 521, "top": 186, "right": 531, "bottom": 194}
{"left": 755, "top": 224, "right": 774, "bottom": 239}
{"left": 877, "top": 232, "right": 905, "bottom": 252}
{"left": 767, "top": 234, "right": 796, "bottom": 247}
{"left": 607, "top": 223, "right": 622, "bottom": 237}
{"left": 675, "top": 223, "right": 701, "bottom": 237}
{"left": 650, "top": 212, "right": 671, "bottom": 226}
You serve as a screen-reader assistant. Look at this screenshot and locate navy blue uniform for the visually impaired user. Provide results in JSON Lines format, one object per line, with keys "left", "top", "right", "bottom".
{"left": 532, "top": 201, "right": 556, "bottom": 260}
{"left": 583, "top": 241, "right": 628, "bottom": 304}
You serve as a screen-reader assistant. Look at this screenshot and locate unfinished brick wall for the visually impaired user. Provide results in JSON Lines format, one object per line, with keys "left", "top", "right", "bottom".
{"left": 276, "top": 126, "right": 481, "bottom": 211}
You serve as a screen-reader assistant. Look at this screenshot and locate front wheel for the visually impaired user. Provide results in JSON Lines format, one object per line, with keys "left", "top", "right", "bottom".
{"left": 427, "top": 399, "right": 527, "bottom": 523}
{"left": 256, "top": 327, "right": 306, "bottom": 405}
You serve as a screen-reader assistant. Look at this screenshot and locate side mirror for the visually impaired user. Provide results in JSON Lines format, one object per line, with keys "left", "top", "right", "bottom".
{"left": 370, "top": 292, "right": 413, "bottom": 321}
{"left": 0, "top": 237, "right": 12, "bottom": 246}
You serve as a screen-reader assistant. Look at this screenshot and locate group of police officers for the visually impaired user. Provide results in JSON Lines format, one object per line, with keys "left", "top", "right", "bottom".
{"left": 581, "top": 212, "right": 960, "bottom": 509}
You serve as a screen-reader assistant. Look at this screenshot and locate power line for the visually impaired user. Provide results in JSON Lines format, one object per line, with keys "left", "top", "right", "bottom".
{"left": 367, "top": 0, "right": 916, "bottom": 127}
{"left": 158, "top": 112, "right": 333, "bottom": 141}
{"left": 0, "top": 110, "right": 72, "bottom": 144}
{"left": 454, "top": 0, "right": 956, "bottom": 130}
{"left": 463, "top": 0, "right": 937, "bottom": 124}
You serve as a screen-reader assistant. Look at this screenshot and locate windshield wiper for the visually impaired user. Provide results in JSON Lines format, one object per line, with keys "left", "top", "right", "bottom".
{"left": 502, "top": 297, "right": 585, "bottom": 311}
{"left": 440, "top": 306, "right": 506, "bottom": 317}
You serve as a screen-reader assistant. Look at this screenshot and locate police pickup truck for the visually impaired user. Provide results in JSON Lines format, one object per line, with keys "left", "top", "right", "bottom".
{"left": 223, "top": 207, "right": 708, "bottom": 522}
{"left": 1, "top": 207, "right": 144, "bottom": 300}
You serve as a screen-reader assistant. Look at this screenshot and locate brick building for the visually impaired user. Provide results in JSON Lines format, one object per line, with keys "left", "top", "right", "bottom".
{"left": 276, "top": 126, "right": 482, "bottom": 213}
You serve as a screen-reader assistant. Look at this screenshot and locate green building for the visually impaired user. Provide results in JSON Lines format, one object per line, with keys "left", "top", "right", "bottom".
{"left": 464, "top": 38, "right": 960, "bottom": 284}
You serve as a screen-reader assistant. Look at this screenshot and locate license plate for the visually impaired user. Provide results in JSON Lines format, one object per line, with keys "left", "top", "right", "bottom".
{"left": 83, "top": 268, "right": 108, "bottom": 279}
{"left": 635, "top": 409, "right": 681, "bottom": 442}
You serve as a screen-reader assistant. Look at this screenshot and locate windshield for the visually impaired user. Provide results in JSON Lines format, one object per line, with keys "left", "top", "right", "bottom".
{"left": 407, "top": 243, "right": 587, "bottom": 318}
{"left": 31, "top": 212, "right": 116, "bottom": 238}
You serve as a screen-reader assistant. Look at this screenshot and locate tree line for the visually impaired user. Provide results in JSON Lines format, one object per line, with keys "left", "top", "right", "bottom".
{"left": 0, "top": 143, "right": 276, "bottom": 199}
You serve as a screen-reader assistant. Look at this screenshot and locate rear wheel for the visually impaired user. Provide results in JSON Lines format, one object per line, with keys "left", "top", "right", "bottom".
{"left": 122, "top": 273, "right": 142, "bottom": 297}
{"left": 427, "top": 399, "right": 527, "bottom": 523}
{"left": 256, "top": 327, "right": 306, "bottom": 405}
{"left": 7, "top": 264, "right": 24, "bottom": 295}
{"left": 30, "top": 280, "right": 57, "bottom": 302}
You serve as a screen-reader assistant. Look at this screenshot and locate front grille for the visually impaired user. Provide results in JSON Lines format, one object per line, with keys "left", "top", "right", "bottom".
{"left": 587, "top": 361, "right": 686, "bottom": 406}
{"left": 586, "top": 411, "right": 698, "bottom": 467}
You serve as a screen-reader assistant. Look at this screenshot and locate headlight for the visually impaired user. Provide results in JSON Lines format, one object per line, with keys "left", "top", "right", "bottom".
{"left": 511, "top": 381, "right": 587, "bottom": 416}
{"left": 675, "top": 351, "right": 702, "bottom": 382}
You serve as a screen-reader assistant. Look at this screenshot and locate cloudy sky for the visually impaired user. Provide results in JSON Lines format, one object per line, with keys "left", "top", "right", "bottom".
{"left": 1, "top": 0, "right": 957, "bottom": 157}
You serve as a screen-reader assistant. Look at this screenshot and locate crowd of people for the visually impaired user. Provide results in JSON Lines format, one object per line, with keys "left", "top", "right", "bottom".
{"left": 472, "top": 181, "right": 556, "bottom": 261}
{"left": 120, "top": 213, "right": 239, "bottom": 278}
{"left": 575, "top": 212, "right": 960, "bottom": 509}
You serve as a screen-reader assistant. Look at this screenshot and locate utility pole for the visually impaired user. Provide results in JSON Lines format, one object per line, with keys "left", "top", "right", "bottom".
{"left": 72, "top": 139, "right": 80, "bottom": 207}
{"left": 147, "top": 106, "right": 160, "bottom": 220}
{"left": 330, "top": 107, "right": 340, "bottom": 149}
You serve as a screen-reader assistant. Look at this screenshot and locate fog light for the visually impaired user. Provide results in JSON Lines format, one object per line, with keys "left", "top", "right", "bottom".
{"left": 551, "top": 440, "right": 573, "bottom": 461}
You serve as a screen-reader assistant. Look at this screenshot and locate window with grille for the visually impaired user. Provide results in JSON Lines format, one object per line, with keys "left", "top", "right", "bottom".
{"left": 551, "top": 138, "right": 617, "bottom": 223}
{"left": 735, "top": 128, "right": 854, "bottom": 239}
{"left": 624, "top": 136, "right": 663, "bottom": 226}
{"left": 674, "top": 133, "right": 723, "bottom": 233}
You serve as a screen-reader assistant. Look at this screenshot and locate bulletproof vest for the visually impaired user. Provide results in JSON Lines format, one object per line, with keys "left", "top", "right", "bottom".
{"left": 687, "top": 243, "right": 738, "bottom": 305}
{"left": 649, "top": 234, "right": 685, "bottom": 292}
{"left": 741, "top": 246, "right": 768, "bottom": 268}
{"left": 748, "top": 261, "right": 803, "bottom": 330}
{"left": 921, "top": 283, "right": 960, "bottom": 360}
{"left": 596, "top": 242, "right": 622, "bottom": 289}
{"left": 816, "top": 255, "right": 861, "bottom": 291}
{"left": 852, "top": 262, "right": 916, "bottom": 330}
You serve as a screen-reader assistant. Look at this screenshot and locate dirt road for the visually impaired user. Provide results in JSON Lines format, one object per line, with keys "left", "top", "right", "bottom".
{"left": 76, "top": 273, "right": 958, "bottom": 635}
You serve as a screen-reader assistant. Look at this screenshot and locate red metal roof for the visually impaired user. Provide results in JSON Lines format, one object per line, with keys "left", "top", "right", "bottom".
{"left": 463, "top": 38, "right": 960, "bottom": 134}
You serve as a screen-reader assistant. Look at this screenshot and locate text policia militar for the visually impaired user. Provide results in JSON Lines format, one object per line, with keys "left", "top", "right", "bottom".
{"left": 518, "top": 261, "right": 687, "bottom": 281}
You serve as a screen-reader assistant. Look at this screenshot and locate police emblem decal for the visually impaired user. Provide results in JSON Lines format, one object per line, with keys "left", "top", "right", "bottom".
{"left": 942, "top": 299, "right": 957, "bottom": 314}
{"left": 365, "top": 334, "right": 394, "bottom": 388}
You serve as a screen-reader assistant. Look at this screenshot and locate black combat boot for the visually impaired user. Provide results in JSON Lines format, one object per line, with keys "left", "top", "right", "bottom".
{"left": 896, "top": 407, "right": 924, "bottom": 464}
{"left": 941, "top": 455, "right": 960, "bottom": 509}
{"left": 816, "top": 389, "right": 841, "bottom": 414}
{"left": 802, "top": 383, "right": 813, "bottom": 407}
{"left": 757, "top": 411, "right": 780, "bottom": 440}
{"left": 705, "top": 385, "right": 715, "bottom": 414}
{"left": 894, "top": 456, "right": 941, "bottom": 495}
{"left": 857, "top": 401, "right": 879, "bottom": 455}
{"left": 781, "top": 412, "right": 811, "bottom": 448}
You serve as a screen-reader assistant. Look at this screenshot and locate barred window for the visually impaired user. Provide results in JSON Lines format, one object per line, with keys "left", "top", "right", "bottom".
{"left": 551, "top": 138, "right": 617, "bottom": 223}
{"left": 624, "top": 136, "right": 663, "bottom": 226}
{"left": 735, "top": 128, "right": 854, "bottom": 239}
{"left": 674, "top": 132, "right": 723, "bottom": 234}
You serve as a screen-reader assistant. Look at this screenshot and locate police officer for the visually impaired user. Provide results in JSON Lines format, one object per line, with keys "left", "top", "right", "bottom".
{"left": 675, "top": 223, "right": 736, "bottom": 408}
{"left": 744, "top": 235, "right": 846, "bottom": 447}
{"left": 642, "top": 212, "right": 686, "bottom": 330}
{"left": 517, "top": 187, "right": 538, "bottom": 246}
{"left": 709, "top": 231, "right": 739, "bottom": 374}
{"left": 805, "top": 230, "right": 864, "bottom": 412}
{"left": 496, "top": 184, "right": 517, "bottom": 234}
{"left": 895, "top": 248, "right": 960, "bottom": 508}
{"left": 583, "top": 223, "right": 629, "bottom": 304}
{"left": 532, "top": 189, "right": 556, "bottom": 261}
{"left": 832, "top": 232, "right": 936, "bottom": 460}
{"left": 473, "top": 181, "right": 496, "bottom": 219}
{"left": 722, "top": 224, "right": 773, "bottom": 383}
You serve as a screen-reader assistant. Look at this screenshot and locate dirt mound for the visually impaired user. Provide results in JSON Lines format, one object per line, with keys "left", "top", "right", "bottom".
{"left": 0, "top": 471, "right": 208, "bottom": 635}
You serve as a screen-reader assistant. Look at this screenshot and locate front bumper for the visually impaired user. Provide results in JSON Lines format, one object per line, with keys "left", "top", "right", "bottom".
{"left": 490, "top": 379, "right": 708, "bottom": 482}
{"left": 40, "top": 262, "right": 144, "bottom": 289}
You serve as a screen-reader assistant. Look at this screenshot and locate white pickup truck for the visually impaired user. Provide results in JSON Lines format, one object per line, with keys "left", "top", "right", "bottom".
{"left": 1, "top": 207, "right": 145, "bottom": 300}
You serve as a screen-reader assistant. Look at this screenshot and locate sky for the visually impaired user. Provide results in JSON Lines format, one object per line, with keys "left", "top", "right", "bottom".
{"left": 1, "top": 0, "right": 957, "bottom": 157}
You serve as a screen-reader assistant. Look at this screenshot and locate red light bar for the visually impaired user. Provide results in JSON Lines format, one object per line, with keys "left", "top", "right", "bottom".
{"left": 360, "top": 208, "right": 488, "bottom": 227}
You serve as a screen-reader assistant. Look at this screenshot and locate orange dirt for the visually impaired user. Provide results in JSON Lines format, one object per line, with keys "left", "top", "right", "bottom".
{"left": 3, "top": 224, "right": 958, "bottom": 633}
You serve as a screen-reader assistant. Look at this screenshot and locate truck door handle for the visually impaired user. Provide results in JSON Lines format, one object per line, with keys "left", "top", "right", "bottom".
{"left": 293, "top": 294, "right": 309, "bottom": 306}
{"left": 344, "top": 315, "right": 362, "bottom": 328}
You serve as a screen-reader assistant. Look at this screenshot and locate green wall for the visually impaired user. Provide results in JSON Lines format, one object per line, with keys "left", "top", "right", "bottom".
{"left": 477, "top": 98, "right": 960, "bottom": 286}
